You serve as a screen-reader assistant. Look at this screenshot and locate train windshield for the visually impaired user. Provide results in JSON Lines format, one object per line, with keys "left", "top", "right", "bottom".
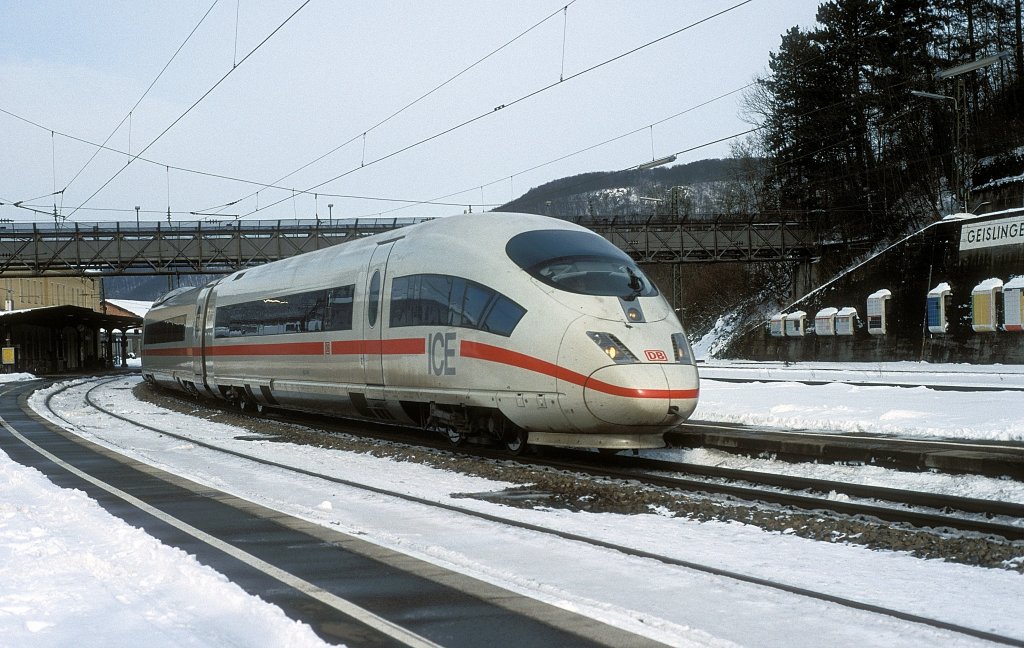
{"left": 506, "top": 229, "right": 658, "bottom": 298}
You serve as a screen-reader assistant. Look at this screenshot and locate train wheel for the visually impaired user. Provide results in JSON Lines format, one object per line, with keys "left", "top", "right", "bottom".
{"left": 503, "top": 428, "right": 528, "bottom": 455}
{"left": 445, "top": 427, "right": 466, "bottom": 446}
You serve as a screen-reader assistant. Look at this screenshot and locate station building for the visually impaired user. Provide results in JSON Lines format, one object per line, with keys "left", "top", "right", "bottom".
{"left": 0, "top": 277, "right": 142, "bottom": 374}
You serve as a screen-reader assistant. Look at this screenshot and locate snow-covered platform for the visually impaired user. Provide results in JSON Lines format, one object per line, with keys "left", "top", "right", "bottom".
{"left": 676, "top": 361, "right": 1024, "bottom": 477}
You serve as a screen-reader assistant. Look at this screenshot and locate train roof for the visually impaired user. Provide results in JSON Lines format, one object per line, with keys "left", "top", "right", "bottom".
{"left": 151, "top": 213, "right": 588, "bottom": 304}
{"left": 150, "top": 285, "right": 201, "bottom": 308}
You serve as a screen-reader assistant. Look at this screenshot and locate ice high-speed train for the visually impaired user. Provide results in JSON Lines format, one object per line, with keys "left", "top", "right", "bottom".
{"left": 141, "top": 212, "right": 699, "bottom": 452}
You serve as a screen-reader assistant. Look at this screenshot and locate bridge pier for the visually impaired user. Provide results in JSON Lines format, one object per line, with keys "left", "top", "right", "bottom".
{"left": 792, "top": 259, "right": 818, "bottom": 300}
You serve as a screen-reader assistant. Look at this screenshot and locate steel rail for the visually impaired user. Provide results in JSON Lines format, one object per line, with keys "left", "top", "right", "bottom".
{"left": 29, "top": 376, "right": 1024, "bottom": 648}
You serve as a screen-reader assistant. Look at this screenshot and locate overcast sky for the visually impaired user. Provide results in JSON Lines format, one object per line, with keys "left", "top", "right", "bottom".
{"left": 0, "top": 1, "right": 821, "bottom": 224}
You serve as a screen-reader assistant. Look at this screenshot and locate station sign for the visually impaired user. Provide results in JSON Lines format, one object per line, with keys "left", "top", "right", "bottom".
{"left": 959, "top": 214, "right": 1024, "bottom": 251}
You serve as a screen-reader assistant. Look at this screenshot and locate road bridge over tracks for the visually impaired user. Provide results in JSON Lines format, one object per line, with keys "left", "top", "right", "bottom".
{"left": 0, "top": 215, "right": 818, "bottom": 278}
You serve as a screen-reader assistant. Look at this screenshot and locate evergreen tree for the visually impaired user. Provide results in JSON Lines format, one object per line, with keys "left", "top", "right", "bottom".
{"left": 750, "top": 0, "right": 1024, "bottom": 242}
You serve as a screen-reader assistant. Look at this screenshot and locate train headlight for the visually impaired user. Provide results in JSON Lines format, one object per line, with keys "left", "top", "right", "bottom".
{"left": 671, "top": 332, "right": 694, "bottom": 365}
{"left": 587, "top": 331, "right": 639, "bottom": 364}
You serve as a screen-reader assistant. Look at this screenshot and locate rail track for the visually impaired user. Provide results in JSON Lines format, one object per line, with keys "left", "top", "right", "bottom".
{"left": 112, "top": 376, "right": 1024, "bottom": 541}
{"left": 23, "top": 375, "right": 1024, "bottom": 647}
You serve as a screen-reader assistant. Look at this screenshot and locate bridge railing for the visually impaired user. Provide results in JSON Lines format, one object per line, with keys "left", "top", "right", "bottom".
{"left": 0, "top": 215, "right": 816, "bottom": 276}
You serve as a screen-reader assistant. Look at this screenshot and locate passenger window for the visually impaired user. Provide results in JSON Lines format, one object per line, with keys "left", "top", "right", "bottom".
{"left": 326, "top": 285, "right": 354, "bottom": 331}
{"left": 368, "top": 270, "right": 381, "bottom": 328}
{"left": 461, "top": 282, "right": 491, "bottom": 327}
{"left": 388, "top": 273, "right": 526, "bottom": 336}
{"left": 447, "top": 277, "right": 467, "bottom": 326}
{"left": 419, "top": 274, "right": 451, "bottom": 326}
{"left": 482, "top": 296, "right": 526, "bottom": 336}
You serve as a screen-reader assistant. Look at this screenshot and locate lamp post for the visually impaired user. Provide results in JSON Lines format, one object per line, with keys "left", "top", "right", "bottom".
{"left": 910, "top": 90, "right": 964, "bottom": 211}
{"left": 912, "top": 50, "right": 1011, "bottom": 213}
{"left": 328, "top": 203, "right": 333, "bottom": 225}
{"left": 134, "top": 205, "right": 140, "bottom": 229}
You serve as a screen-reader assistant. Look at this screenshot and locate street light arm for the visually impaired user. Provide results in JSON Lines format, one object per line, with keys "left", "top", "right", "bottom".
{"left": 910, "top": 90, "right": 957, "bottom": 108}
{"left": 935, "top": 50, "right": 1012, "bottom": 79}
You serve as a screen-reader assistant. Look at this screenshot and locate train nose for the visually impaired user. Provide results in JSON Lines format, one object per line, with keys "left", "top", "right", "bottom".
{"left": 582, "top": 364, "right": 698, "bottom": 426}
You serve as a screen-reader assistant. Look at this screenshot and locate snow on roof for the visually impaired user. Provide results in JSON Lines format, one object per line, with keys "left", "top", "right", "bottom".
{"left": 868, "top": 288, "right": 891, "bottom": 299}
{"left": 815, "top": 307, "right": 838, "bottom": 318}
{"left": 942, "top": 206, "right": 1024, "bottom": 222}
{"left": 1005, "top": 276, "right": 1024, "bottom": 290}
{"left": 785, "top": 310, "right": 806, "bottom": 320}
{"left": 837, "top": 306, "right": 858, "bottom": 316}
{"left": 0, "top": 307, "right": 38, "bottom": 317}
{"left": 105, "top": 299, "right": 152, "bottom": 317}
{"left": 928, "top": 282, "right": 951, "bottom": 296}
{"left": 972, "top": 278, "right": 1004, "bottom": 293}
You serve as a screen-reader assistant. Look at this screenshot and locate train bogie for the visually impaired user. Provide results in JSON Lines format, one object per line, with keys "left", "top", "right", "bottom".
{"left": 142, "top": 213, "right": 699, "bottom": 452}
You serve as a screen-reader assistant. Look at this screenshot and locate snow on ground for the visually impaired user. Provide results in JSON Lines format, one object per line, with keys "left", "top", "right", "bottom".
{"left": 0, "top": 456, "right": 329, "bottom": 648}
{"left": 1, "top": 365, "right": 1023, "bottom": 647}
{"left": 0, "top": 374, "right": 329, "bottom": 648}
{"left": 694, "top": 360, "right": 1024, "bottom": 443}
{"left": 653, "top": 360, "right": 1024, "bottom": 503}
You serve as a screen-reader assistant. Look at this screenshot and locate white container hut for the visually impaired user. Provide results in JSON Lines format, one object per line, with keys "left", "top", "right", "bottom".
{"left": 784, "top": 311, "right": 807, "bottom": 337}
{"left": 814, "top": 307, "right": 838, "bottom": 336}
{"left": 836, "top": 307, "right": 858, "bottom": 336}
{"left": 1004, "top": 276, "right": 1024, "bottom": 332}
{"left": 866, "top": 289, "right": 891, "bottom": 335}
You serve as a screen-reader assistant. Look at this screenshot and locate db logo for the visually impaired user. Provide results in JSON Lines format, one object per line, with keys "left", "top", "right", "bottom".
{"left": 644, "top": 349, "right": 668, "bottom": 362}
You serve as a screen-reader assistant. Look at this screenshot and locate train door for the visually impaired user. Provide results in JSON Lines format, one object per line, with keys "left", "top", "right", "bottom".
{"left": 362, "top": 240, "right": 395, "bottom": 389}
{"left": 191, "top": 286, "right": 214, "bottom": 386}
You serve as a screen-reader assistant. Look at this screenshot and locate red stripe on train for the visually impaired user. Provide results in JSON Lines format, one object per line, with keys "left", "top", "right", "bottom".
{"left": 459, "top": 340, "right": 699, "bottom": 400}
{"left": 331, "top": 338, "right": 426, "bottom": 355}
{"left": 207, "top": 341, "right": 326, "bottom": 356}
{"left": 143, "top": 338, "right": 427, "bottom": 357}
{"left": 141, "top": 347, "right": 192, "bottom": 357}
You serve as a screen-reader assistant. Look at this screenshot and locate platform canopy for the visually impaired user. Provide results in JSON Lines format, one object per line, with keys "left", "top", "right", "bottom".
{"left": 0, "top": 305, "right": 141, "bottom": 331}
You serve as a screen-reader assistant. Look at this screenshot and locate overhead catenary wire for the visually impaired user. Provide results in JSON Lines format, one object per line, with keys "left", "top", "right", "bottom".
{"left": 17, "top": 192, "right": 501, "bottom": 218}
{"left": 239, "top": 0, "right": 757, "bottom": 219}
{"left": 7, "top": 3, "right": 949, "bottom": 226}
{"left": 2, "top": 2, "right": 779, "bottom": 221}
{"left": 60, "top": 0, "right": 220, "bottom": 197}
{"left": 195, "top": 0, "right": 580, "bottom": 216}
{"left": 357, "top": 84, "right": 756, "bottom": 218}
{"left": 64, "top": 0, "right": 310, "bottom": 220}
{"left": 5, "top": 2, "right": 764, "bottom": 222}
{"left": 357, "top": 39, "right": 849, "bottom": 218}
{"left": 0, "top": 104, "right": 328, "bottom": 196}
{"left": 560, "top": 4, "right": 569, "bottom": 82}
{"left": 233, "top": 0, "right": 241, "bottom": 68}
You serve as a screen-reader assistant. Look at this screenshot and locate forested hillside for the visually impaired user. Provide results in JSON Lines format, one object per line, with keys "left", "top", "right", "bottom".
{"left": 745, "top": 0, "right": 1024, "bottom": 242}
{"left": 496, "top": 159, "right": 745, "bottom": 218}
